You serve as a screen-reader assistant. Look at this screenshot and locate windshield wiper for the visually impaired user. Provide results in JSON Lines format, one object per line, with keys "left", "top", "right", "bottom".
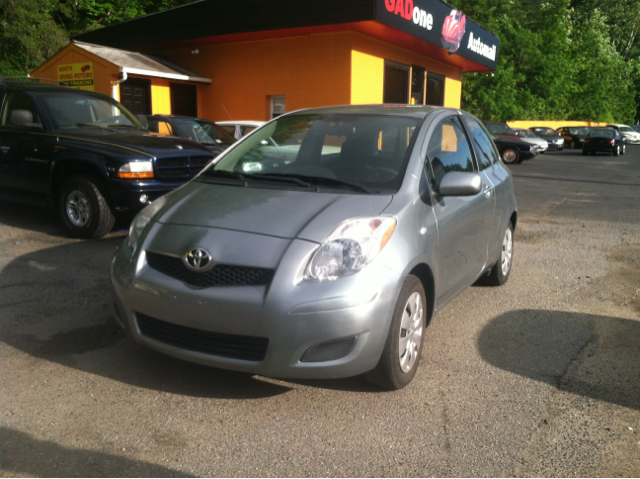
{"left": 250, "top": 173, "right": 311, "bottom": 188}
{"left": 109, "top": 124, "right": 146, "bottom": 131}
{"left": 308, "top": 176, "right": 372, "bottom": 194}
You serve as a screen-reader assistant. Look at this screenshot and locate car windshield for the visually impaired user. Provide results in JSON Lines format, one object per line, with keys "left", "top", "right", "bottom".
{"left": 38, "top": 92, "right": 142, "bottom": 129}
{"left": 204, "top": 113, "right": 421, "bottom": 194}
{"left": 619, "top": 126, "right": 633, "bottom": 133}
{"left": 569, "top": 127, "right": 591, "bottom": 135}
{"left": 173, "top": 119, "right": 236, "bottom": 145}
{"left": 516, "top": 130, "right": 536, "bottom": 138}
{"left": 589, "top": 129, "right": 615, "bottom": 138}
{"left": 485, "top": 123, "right": 517, "bottom": 135}
{"left": 532, "top": 127, "right": 560, "bottom": 136}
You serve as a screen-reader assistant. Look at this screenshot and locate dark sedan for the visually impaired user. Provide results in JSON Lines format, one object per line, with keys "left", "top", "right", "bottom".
{"left": 484, "top": 122, "right": 538, "bottom": 164}
{"left": 582, "top": 128, "right": 626, "bottom": 156}
{"left": 556, "top": 126, "right": 594, "bottom": 149}
{"left": 142, "top": 115, "right": 236, "bottom": 156}
{"left": 529, "top": 126, "right": 565, "bottom": 150}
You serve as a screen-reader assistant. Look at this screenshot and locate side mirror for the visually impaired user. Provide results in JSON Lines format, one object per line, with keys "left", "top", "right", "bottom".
{"left": 438, "top": 172, "right": 483, "bottom": 196}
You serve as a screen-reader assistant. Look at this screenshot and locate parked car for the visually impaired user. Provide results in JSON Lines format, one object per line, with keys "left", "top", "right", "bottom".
{"left": 529, "top": 126, "right": 564, "bottom": 150}
{"left": 511, "top": 128, "right": 548, "bottom": 153}
{"left": 0, "top": 77, "right": 215, "bottom": 238}
{"left": 629, "top": 125, "right": 640, "bottom": 134}
{"left": 216, "top": 120, "right": 265, "bottom": 140}
{"left": 583, "top": 128, "right": 626, "bottom": 156}
{"left": 142, "top": 115, "right": 236, "bottom": 156}
{"left": 605, "top": 124, "right": 640, "bottom": 144}
{"left": 483, "top": 122, "right": 539, "bottom": 164}
{"left": 111, "top": 105, "right": 518, "bottom": 390}
{"left": 556, "top": 126, "right": 594, "bottom": 149}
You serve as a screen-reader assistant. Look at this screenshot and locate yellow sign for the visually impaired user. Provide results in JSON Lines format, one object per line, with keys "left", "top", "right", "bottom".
{"left": 57, "top": 62, "right": 95, "bottom": 91}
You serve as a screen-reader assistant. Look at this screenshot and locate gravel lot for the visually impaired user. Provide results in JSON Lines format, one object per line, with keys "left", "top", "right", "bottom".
{"left": 1, "top": 146, "right": 639, "bottom": 477}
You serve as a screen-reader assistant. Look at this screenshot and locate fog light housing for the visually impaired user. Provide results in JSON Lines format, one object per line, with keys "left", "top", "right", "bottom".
{"left": 300, "top": 336, "right": 357, "bottom": 362}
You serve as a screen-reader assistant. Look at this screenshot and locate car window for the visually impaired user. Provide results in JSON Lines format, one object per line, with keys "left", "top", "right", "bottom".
{"left": 147, "top": 120, "right": 174, "bottom": 136}
{"left": 485, "top": 123, "right": 516, "bottom": 135}
{"left": 462, "top": 116, "right": 499, "bottom": 170}
{"left": 242, "top": 126, "right": 256, "bottom": 136}
{"left": 219, "top": 125, "right": 235, "bottom": 135}
{"left": 209, "top": 113, "right": 420, "bottom": 193}
{"left": 589, "top": 129, "right": 615, "bottom": 138}
{"left": 427, "top": 116, "right": 475, "bottom": 187}
{"left": 1, "top": 92, "right": 43, "bottom": 129}
{"left": 38, "top": 92, "right": 140, "bottom": 129}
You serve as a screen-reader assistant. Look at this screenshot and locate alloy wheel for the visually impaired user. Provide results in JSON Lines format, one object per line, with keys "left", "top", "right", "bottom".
{"left": 501, "top": 227, "right": 513, "bottom": 277}
{"left": 398, "top": 292, "right": 424, "bottom": 373}
{"left": 66, "top": 190, "right": 91, "bottom": 227}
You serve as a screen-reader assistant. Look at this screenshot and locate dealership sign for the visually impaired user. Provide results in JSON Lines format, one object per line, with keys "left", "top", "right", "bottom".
{"left": 57, "top": 62, "right": 95, "bottom": 91}
{"left": 376, "top": 0, "right": 499, "bottom": 69}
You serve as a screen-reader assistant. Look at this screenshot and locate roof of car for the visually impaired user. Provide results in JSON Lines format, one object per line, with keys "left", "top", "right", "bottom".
{"left": 0, "top": 77, "right": 110, "bottom": 98}
{"left": 146, "top": 114, "right": 214, "bottom": 122}
{"left": 284, "top": 104, "right": 448, "bottom": 118}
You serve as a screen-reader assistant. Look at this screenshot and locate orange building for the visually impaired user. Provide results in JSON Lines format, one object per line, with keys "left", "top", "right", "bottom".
{"left": 32, "top": 0, "right": 498, "bottom": 122}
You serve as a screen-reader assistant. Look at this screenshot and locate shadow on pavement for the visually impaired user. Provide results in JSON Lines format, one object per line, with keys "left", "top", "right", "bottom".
{"left": 478, "top": 309, "right": 640, "bottom": 410}
{"left": 0, "top": 427, "right": 192, "bottom": 477}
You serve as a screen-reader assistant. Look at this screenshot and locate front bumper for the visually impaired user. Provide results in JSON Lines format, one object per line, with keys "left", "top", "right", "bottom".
{"left": 110, "top": 228, "right": 403, "bottom": 379}
{"left": 107, "top": 178, "right": 186, "bottom": 213}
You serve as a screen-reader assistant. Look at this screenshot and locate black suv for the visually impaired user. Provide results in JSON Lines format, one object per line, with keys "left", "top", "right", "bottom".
{"left": 0, "top": 78, "right": 215, "bottom": 238}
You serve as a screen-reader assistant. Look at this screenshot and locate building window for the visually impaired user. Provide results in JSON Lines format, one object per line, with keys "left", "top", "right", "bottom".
{"left": 426, "top": 72, "right": 445, "bottom": 107}
{"left": 383, "top": 60, "right": 410, "bottom": 104}
{"left": 411, "top": 66, "right": 426, "bottom": 105}
{"left": 271, "top": 96, "right": 286, "bottom": 119}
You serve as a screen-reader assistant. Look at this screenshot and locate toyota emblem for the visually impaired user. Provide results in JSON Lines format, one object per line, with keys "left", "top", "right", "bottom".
{"left": 184, "top": 248, "right": 213, "bottom": 271}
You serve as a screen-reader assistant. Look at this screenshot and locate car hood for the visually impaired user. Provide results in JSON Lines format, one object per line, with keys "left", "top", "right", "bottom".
{"left": 54, "top": 128, "right": 211, "bottom": 156}
{"left": 156, "top": 181, "right": 394, "bottom": 243}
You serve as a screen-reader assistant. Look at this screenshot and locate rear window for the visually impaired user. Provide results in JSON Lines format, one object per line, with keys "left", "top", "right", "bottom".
{"left": 589, "top": 129, "right": 614, "bottom": 138}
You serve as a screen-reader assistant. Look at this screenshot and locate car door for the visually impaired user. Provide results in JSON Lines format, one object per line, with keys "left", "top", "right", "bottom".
{"left": 426, "top": 114, "right": 495, "bottom": 305}
{"left": 0, "top": 91, "right": 53, "bottom": 197}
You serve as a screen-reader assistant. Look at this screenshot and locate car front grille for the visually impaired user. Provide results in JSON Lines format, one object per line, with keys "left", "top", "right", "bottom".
{"left": 136, "top": 313, "right": 269, "bottom": 361}
{"left": 155, "top": 155, "right": 212, "bottom": 179}
{"left": 145, "top": 251, "right": 274, "bottom": 288}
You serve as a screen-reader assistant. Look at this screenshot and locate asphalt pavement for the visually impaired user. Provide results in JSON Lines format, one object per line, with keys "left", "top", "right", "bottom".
{"left": 0, "top": 145, "right": 639, "bottom": 477}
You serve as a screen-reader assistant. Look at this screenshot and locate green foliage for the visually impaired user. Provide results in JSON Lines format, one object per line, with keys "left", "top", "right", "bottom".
{"left": 0, "top": 0, "right": 194, "bottom": 77}
{"left": 452, "top": 0, "right": 639, "bottom": 123}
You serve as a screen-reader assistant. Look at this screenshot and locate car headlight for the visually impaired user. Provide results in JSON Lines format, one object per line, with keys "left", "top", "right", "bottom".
{"left": 305, "top": 216, "right": 397, "bottom": 282}
{"left": 127, "top": 196, "right": 167, "bottom": 250}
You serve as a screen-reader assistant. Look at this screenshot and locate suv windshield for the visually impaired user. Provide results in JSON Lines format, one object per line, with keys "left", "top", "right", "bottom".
{"left": 172, "top": 118, "right": 235, "bottom": 145}
{"left": 38, "top": 92, "right": 142, "bottom": 129}
{"left": 485, "top": 123, "right": 517, "bottom": 135}
{"left": 204, "top": 113, "right": 420, "bottom": 194}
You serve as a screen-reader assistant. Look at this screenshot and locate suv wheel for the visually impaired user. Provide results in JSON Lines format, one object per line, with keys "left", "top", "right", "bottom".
{"left": 59, "top": 176, "right": 115, "bottom": 238}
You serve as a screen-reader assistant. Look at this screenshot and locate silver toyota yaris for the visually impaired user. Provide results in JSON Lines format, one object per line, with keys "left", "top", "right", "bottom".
{"left": 111, "top": 105, "right": 517, "bottom": 390}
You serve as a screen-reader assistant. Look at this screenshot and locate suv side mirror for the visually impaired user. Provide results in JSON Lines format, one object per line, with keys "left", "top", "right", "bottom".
{"left": 438, "top": 172, "right": 482, "bottom": 196}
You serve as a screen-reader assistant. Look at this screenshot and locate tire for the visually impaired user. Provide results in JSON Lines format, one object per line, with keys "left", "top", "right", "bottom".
{"left": 622, "top": 144, "right": 626, "bottom": 155}
{"left": 613, "top": 145, "right": 620, "bottom": 156}
{"left": 484, "top": 222, "right": 514, "bottom": 286}
{"left": 58, "top": 176, "right": 115, "bottom": 239}
{"left": 366, "top": 275, "right": 426, "bottom": 390}
{"left": 571, "top": 140, "right": 576, "bottom": 149}
{"left": 501, "top": 148, "right": 520, "bottom": 164}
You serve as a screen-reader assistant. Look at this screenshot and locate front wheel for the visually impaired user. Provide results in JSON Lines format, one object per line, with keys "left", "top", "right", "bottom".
{"left": 622, "top": 144, "right": 626, "bottom": 155}
{"left": 501, "top": 148, "right": 520, "bottom": 164}
{"left": 613, "top": 145, "right": 620, "bottom": 156}
{"left": 571, "top": 140, "right": 576, "bottom": 149}
{"left": 366, "top": 275, "right": 426, "bottom": 390}
{"left": 58, "top": 176, "right": 115, "bottom": 238}
{"left": 484, "top": 222, "right": 514, "bottom": 286}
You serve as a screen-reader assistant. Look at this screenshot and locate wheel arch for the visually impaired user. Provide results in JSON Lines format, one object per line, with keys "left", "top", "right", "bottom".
{"left": 51, "top": 157, "right": 109, "bottom": 200}
{"left": 408, "top": 263, "right": 436, "bottom": 326}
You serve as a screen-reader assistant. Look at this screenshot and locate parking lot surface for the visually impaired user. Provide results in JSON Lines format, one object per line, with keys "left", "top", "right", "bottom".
{"left": 1, "top": 147, "right": 639, "bottom": 477}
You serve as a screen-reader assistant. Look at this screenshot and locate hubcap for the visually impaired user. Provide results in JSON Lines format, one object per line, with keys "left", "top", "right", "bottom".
{"left": 398, "top": 292, "right": 424, "bottom": 373}
{"left": 501, "top": 228, "right": 513, "bottom": 276}
{"left": 503, "top": 150, "right": 517, "bottom": 163}
{"left": 66, "top": 190, "right": 91, "bottom": 227}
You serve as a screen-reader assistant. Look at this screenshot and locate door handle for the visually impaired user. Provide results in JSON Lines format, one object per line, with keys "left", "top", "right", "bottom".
{"left": 483, "top": 184, "right": 493, "bottom": 198}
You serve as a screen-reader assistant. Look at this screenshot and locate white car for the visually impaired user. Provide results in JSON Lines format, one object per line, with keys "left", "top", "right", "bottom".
{"left": 606, "top": 124, "right": 640, "bottom": 144}
{"left": 216, "top": 121, "right": 266, "bottom": 140}
{"left": 512, "top": 128, "right": 549, "bottom": 154}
